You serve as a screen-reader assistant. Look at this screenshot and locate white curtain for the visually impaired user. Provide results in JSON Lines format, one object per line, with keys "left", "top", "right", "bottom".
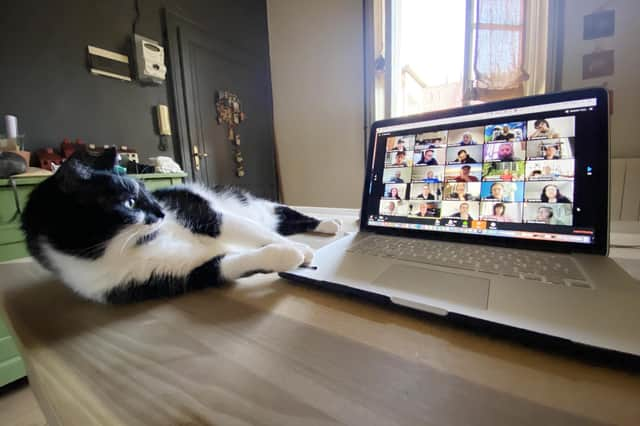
{"left": 523, "top": 0, "right": 549, "bottom": 95}
{"left": 474, "top": 0, "right": 528, "bottom": 90}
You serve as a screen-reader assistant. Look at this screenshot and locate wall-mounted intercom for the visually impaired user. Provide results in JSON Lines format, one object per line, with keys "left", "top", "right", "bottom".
{"left": 133, "top": 34, "right": 166, "bottom": 85}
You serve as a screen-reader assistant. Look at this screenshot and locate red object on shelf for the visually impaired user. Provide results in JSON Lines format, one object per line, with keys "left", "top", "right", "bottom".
{"left": 36, "top": 148, "right": 62, "bottom": 171}
{"left": 61, "top": 138, "right": 74, "bottom": 159}
{"left": 60, "top": 138, "right": 87, "bottom": 159}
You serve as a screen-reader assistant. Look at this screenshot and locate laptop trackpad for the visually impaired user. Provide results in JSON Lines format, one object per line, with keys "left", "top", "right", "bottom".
{"left": 372, "top": 265, "right": 490, "bottom": 310}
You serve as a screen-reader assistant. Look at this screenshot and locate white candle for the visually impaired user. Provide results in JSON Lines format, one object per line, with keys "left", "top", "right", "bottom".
{"left": 4, "top": 115, "right": 17, "bottom": 139}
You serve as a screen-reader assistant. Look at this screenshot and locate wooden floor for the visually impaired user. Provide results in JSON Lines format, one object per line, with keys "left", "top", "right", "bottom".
{"left": 0, "top": 379, "right": 46, "bottom": 426}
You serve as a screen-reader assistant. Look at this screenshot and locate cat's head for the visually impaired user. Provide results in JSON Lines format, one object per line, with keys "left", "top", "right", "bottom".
{"left": 23, "top": 148, "right": 165, "bottom": 259}
{"left": 57, "top": 148, "right": 165, "bottom": 225}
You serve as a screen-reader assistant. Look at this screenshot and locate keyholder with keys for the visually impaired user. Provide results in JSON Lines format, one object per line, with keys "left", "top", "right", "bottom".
{"left": 215, "top": 90, "right": 246, "bottom": 177}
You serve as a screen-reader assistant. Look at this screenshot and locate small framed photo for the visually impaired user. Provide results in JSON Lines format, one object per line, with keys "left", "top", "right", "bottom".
{"left": 583, "top": 50, "right": 614, "bottom": 79}
{"left": 584, "top": 10, "right": 615, "bottom": 40}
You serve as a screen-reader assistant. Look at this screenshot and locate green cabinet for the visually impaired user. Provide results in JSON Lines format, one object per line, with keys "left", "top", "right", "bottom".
{"left": 0, "top": 171, "right": 186, "bottom": 387}
{"left": 0, "top": 318, "right": 26, "bottom": 388}
{"left": 0, "top": 176, "right": 40, "bottom": 262}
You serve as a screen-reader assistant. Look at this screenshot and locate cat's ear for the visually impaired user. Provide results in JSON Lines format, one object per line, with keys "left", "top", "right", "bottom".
{"left": 55, "top": 159, "right": 92, "bottom": 192}
{"left": 91, "top": 147, "right": 118, "bottom": 171}
{"left": 67, "top": 146, "right": 118, "bottom": 171}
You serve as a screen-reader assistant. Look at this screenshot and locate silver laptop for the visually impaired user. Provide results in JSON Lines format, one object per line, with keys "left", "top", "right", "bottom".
{"left": 283, "top": 88, "right": 640, "bottom": 357}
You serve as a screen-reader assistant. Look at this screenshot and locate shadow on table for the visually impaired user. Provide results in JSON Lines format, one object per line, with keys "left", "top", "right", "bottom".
{"left": 0, "top": 265, "right": 245, "bottom": 348}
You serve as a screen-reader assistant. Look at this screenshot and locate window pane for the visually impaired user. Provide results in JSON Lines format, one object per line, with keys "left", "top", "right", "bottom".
{"left": 391, "top": 0, "right": 466, "bottom": 116}
{"left": 477, "top": 0, "right": 522, "bottom": 25}
{"left": 476, "top": 29, "right": 522, "bottom": 76}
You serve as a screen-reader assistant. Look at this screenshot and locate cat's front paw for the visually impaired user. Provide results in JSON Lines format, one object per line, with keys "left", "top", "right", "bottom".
{"left": 290, "top": 242, "right": 314, "bottom": 265}
{"left": 314, "top": 219, "right": 343, "bottom": 235}
{"left": 260, "top": 243, "right": 307, "bottom": 272}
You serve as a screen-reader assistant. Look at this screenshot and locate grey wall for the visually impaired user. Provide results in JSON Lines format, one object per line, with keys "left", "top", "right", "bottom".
{"left": 560, "top": 0, "right": 640, "bottom": 158}
{"left": 267, "top": 0, "right": 365, "bottom": 208}
{"left": 0, "top": 0, "right": 271, "bottom": 163}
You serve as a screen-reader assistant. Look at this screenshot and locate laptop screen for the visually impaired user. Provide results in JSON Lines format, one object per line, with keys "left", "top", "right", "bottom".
{"left": 363, "top": 89, "right": 609, "bottom": 252}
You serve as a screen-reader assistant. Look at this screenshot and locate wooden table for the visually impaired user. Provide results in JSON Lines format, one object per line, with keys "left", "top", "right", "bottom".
{"left": 1, "top": 209, "right": 640, "bottom": 426}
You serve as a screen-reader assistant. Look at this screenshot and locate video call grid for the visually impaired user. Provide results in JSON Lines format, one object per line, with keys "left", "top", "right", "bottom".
{"left": 378, "top": 116, "right": 576, "bottom": 226}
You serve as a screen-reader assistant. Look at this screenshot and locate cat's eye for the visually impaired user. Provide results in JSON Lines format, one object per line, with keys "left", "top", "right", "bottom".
{"left": 124, "top": 198, "right": 136, "bottom": 209}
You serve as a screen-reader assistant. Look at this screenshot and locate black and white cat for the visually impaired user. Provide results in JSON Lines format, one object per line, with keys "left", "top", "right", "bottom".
{"left": 22, "top": 148, "right": 341, "bottom": 303}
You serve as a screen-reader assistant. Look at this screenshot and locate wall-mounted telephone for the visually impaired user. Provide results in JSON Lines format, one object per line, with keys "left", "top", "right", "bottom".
{"left": 156, "top": 104, "right": 171, "bottom": 151}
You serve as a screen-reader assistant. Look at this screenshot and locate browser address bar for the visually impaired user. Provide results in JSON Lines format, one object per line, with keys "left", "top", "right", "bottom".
{"left": 377, "top": 98, "right": 597, "bottom": 134}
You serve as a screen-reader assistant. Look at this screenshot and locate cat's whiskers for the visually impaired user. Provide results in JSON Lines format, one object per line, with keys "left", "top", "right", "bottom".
{"left": 117, "top": 219, "right": 165, "bottom": 254}
{"left": 119, "top": 228, "right": 142, "bottom": 255}
{"left": 148, "top": 219, "right": 165, "bottom": 233}
{"left": 76, "top": 240, "right": 108, "bottom": 257}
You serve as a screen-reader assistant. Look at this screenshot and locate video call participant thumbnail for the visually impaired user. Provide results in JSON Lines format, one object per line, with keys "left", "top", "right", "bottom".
{"left": 526, "top": 138, "right": 575, "bottom": 160}
{"left": 482, "top": 161, "right": 525, "bottom": 181}
{"left": 414, "top": 148, "right": 444, "bottom": 166}
{"left": 383, "top": 184, "right": 407, "bottom": 200}
{"left": 410, "top": 201, "right": 441, "bottom": 218}
{"left": 411, "top": 165, "right": 445, "bottom": 183}
{"left": 525, "top": 159, "right": 575, "bottom": 181}
{"left": 415, "top": 130, "right": 448, "bottom": 149}
{"left": 385, "top": 150, "right": 411, "bottom": 167}
{"left": 410, "top": 183, "right": 442, "bottom": 200}
{"left": 443, "top": 182, "right": 481, "bottom": 201}
{"left": 484, "top": 121, "right": 526, "bottom": 142}
{"left": 524, "top": 181, "right": 573, "bottom": 203}
{"left": 447, "top": 127, "right": 484, "bottom": 146}
{"left": 481, "top": 181, "right": 525, "bottom": 202}
{"left": 379, "top": 199, "right": 409, "bottom": 216}
{"left": 383, "top": 167, "right": 411, "bottom": 183}
{"left": 385, "top": 134, "right": 416, "bottom": 152}
{"left": 483, "top": 142, "right": 526, "bottom": 162}
{"left": 523, "top": 203, "right": 573, "bottom": 226}
{"left": 441, "top": 201, "right": 480, "bottom": 221}
{"left": 446, "top": 145, "right": 483, "bottom": 164}
{"left": 445, "top": 164, "right": 482, "bottom": 182}
{"left": 415, "top": 138, "right": 446, "bottom": 150}
{"left": 480, "top": 201, "right": 523, "bottom": 223}
{"left": 527, "top": 116, "right": 575, "bottom": 140}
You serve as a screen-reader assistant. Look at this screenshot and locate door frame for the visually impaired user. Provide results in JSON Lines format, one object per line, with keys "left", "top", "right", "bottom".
{"left": 164, "top": 9, "right": 280, "bottom": 199}
{"left": 164, "top": 10, "right": 255, "bottom": 181}
{"left": 164, "top": 10, "right": 195, "bottom": 179}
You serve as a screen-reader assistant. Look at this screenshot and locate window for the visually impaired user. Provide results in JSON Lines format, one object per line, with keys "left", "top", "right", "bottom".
{"left": 371, "top": 0, "right": 553, "bottom": 119}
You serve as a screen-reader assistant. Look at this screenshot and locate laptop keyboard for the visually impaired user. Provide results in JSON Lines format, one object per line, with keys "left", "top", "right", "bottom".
{"left": 347, "top": 235, "right": 593, "bottom": 289}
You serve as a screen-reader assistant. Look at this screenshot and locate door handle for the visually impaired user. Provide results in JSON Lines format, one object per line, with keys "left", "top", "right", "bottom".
{"left": 192, "top": 145, "right": 209, "bottom": 171}
{"left": 192, "top": 145, "right": 201, "bottom": 171}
